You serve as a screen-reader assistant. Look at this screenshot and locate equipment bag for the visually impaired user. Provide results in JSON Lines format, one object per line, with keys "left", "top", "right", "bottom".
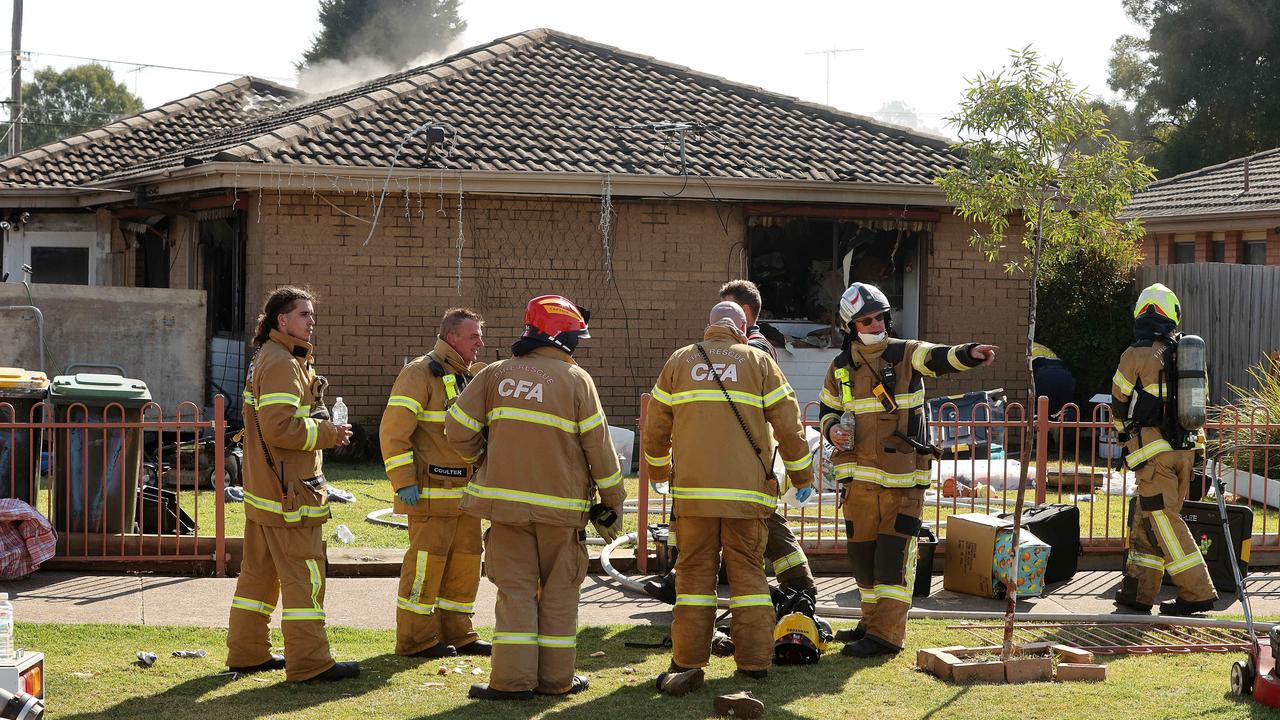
{"left": 135, "top": 485, "right": 196, "bottom": 535}
{"left": 997, "top": 504, "right": 1081, "bottom": 585}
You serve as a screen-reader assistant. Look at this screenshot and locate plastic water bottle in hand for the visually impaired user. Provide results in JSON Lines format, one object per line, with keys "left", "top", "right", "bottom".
{"left": 653, "top": 481, "right": 669, "bottom": 495}
{"left": 837, "top": 411, "right": 857, "bottom": 450}
{"left": 0, "top": 592, "right": 14, "bottom": 661}
{"left": 335, "top": 524, "right": 354, "bottom": 544}
{"left": 331, "top": 397, "right": 348, "bottom": 426}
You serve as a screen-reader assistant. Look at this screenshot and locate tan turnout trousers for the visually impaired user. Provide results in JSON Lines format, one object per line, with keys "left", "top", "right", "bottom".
{"left": 1123, "top": 448, "right": 1217, "bottom": 604}
{"left": 843, "top": 483, "right": 924, "bottom": 649}
{"left": 485, "top": 522, "right": 588, "bottom": 694}
{"left": 673, "top": 515, "right": 773, "bottom": 672}
{"left": 395, "top": 513, "right": 483, "bottom": 655}
{"left": 227, "top": 519, "right": 334, "bottom": 681}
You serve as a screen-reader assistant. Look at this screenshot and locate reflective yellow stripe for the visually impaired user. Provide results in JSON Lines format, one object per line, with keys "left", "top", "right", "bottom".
{"left": 849, "top": 397, "right": 884, "bottom": 415}
{"left": 595, "top": 469, "right": 623, "bottom": 489}
{"left": 772, "top": 549, "right": 807, "bottom": 573}
{"left": 242, "top": 489, "right": 329, "bottom": 523}
{"left": 281, "top": 608, "right": 325, "bottom": 621}
{"left": 671, "top": 486, "right": 775, "bottom": 508}
{"left": 421, "top": 487, "right": 464, "bottom": 500}
{"left": 895, "top": 389, "right": 925, "bottom": 409}
{"left": 911, "top": 345, "right": 937, "bottom": 378}
{"left": 858, "top": 585, "right": 878, "bottom": 603}
{"left": 231, "top": 596, "right": 274, "bottom": 616}
{"left": 488, "top": 407, "right": 579, "bottom": 433}
{"left": 409, "top": 550, "right": 428, "bottom": 604}
{"left": 1167, "top": 552, "right": 1208, "bottom": 575}
{"left": 442, "top": 375, "right": 459, "bottom": 400}
{"left": 436, "top": 597, "right": 474, "bottom": 614}
{"left": 578, "top": 412, "right": 605, "bottom": 433}
{"left": 1126, "top": 438, "right": 1172, "bottom": 468}
{"left": 834, "top": 463, "right": 932, "bottom": 488}
{"left": 1142, "top": 383, "right": 1167, "bottom": 398}
{"left": 730, "top": 594, "right": 773, "bottom": 608}
{"left": 293, "top": 405, "right": 312, "bottom": 418}
{"left": 644, "top": 451, "right": 672, "bottom": 467}
{"left": 493, "top": 633, "right": 539, "bottom": 645}
{"left": 447, "top": 403, "right": 483, "bottom": 431}
{"left": 820, "top": 387, "right": 842, "bottom": 407}
{"left": 1152, "top": 511, "right": 1206, "bottom": 575}
{"left": 384, "top": 451, "right": 414, "bottom": 472}
{"left": 306, "top": 559, "right": 323, "bottom": 610}
{"left": 463, "top": 482, "right": 591, "bottom": 511}
{"left": 834, "top": 367, "right": 853, "bottom": 403}
{"left": 650, "top": 385, "right": 674, "bottom": 405}
{"left": 761, "top": 383, "right": 794, "bottom": 407}
{"left": 396, "top": 596, "right": 436, "bottom": 615}
{"left": 537, "top": 634, "right": 577, "bottom": 648}
{"left": 243, "top": 390, "right": 257, "bottom": 408}
{"left": 946, "top": 346, "right": 968, "bottom": 372}
{"left": 676, "top": 594, "right": 717, "bottom": 607}
{"left": 664, "top": 389, "right": 768, "bottom": 407}
{"left": 388, "top": 395, "right": 425, "bottom": 414}
{"left": 782, "top": 453, "right": 812, "bottom": 471}
{"left": 1128, "top": 551, "right": 1165, "bottom": 571}
{"left": 461, "top": 449, "right": 484, "bottom": 464}
{"left": 258, "top": 392, "right": 301, "bottom": 408}
{"left": 1112, "top": 370, "right": 1135, "bottom": 396}
{"left": 875, "top": 584, "right": 912, "bottom": 604}
{"left": 301, "top": 418, "right": 319, "bottom": 452}
{"left": 417, "top": 410, "right": 446, "bottom": 422}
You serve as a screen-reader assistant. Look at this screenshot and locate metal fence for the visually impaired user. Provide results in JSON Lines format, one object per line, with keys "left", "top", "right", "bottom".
{"left": 0, "top": 395, "right": 227, "bottom": 575}
{"left": 634, "top": 394, "right": 1280, "bottom": 572}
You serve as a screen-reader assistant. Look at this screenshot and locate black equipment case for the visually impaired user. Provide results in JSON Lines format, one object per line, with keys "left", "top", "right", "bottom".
{"left": 1125, "top": 497, "right": 1252, "bottom": 592}
{"left": 998, "top": 504, "right": 1081, "bottom": 585}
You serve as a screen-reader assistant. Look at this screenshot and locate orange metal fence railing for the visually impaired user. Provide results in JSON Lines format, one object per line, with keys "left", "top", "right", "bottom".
{"left": 0, "top": 395, "right": 227, "bottom": 575}
{"left": 634, "top": 394, "right": 1280, "bottom": 571}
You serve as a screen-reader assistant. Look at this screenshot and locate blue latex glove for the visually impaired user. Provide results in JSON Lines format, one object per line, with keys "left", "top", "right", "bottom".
{"left": 793, "top": 486, "right": 814, "bottom": 504}
{"left": 397, "top": 485, "right": 420, "bottom": 506}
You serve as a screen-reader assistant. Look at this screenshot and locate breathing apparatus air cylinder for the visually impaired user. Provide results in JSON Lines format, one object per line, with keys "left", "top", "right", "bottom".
{"left": 1175, "top": 334, "right": 1207, "bottom": 432}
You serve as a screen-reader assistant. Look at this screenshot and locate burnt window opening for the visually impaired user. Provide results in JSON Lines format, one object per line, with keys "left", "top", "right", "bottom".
{"left": 198, "top": 209, "right": 247, "bottom": 425}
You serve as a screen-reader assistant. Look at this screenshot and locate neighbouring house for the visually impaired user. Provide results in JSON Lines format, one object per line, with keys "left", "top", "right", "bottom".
{"left": 1124, "top": 147, "right": 1280, "bottom": 266}
{"left": 0, "top": 28, "right": 1029, "bottom": 431}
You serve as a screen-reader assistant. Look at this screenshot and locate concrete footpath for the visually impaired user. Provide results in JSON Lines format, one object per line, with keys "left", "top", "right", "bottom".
{"left": 8, "top": 569, "right": 1280, "bottom": 629}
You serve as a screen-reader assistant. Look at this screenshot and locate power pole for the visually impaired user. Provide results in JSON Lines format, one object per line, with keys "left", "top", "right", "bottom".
{"left": 9, "top": 0, "right": 22, "bottom": 156}
{"left": 804, "top": 47, "right": 862, "bottom": 106}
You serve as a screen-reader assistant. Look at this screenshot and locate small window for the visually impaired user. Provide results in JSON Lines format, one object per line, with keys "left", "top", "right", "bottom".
{"left": 1173, "top": 242, "right": 1195, "bottom": 264}
{"left": 1211, "top": 241, "right": 1226, "bottom": 263}
{"left": 30, "top": 246, "right": 89, "bottom": 285}
{"left": 1244, "top": 241, "right": 1268, "bottom": 265}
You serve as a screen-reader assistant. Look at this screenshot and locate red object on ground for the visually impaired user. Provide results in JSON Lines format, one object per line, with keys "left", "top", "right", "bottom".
{"left": 0, "top": 498, "right": 56, "bottom": 579}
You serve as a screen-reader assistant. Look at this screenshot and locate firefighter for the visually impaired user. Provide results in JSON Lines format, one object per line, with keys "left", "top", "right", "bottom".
{"left": 227, "top": 286, "right": 360, "bottom": 682}
{"left": 643, "top": 301, "right": 814, "bottom": 696}
{"left": 1111, "top": 283, "right": 1218, "bottom": 616}
{"left": 382, "top": 308, "right": 491, "bottom": 659}
{"left": 446, "top": 295, "right": 625, "bottom": 701}
{"left": 820, "top": 282, "right": 996, "bottom": 657}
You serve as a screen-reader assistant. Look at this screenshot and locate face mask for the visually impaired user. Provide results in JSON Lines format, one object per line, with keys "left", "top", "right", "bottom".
{"left": 857, "top": 330, "right": 887, "bottom": 345}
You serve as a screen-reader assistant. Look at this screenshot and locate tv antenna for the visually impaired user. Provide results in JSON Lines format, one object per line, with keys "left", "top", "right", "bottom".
{"left": 804, "top": 47, "right": 863, "bottom": 106}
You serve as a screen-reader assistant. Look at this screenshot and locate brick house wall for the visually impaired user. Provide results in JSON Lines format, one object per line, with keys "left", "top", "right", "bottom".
{"left": 243, "top": 190, "right": 1030, "bottom": 430}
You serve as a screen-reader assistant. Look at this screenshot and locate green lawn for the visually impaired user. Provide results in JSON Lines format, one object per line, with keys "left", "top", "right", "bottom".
{"left": 23, "top": 619, "right": 1265, "bottom": 720}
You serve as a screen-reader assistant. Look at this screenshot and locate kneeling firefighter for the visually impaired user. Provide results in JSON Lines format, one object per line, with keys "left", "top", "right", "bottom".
{"left": 1111, "top": 283, "right": 1217, "bottom": 616}
{"left": 819, "top": 282, "right": 997, "bottom": 657}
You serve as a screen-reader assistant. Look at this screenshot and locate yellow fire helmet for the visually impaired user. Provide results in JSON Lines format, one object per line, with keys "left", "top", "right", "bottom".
{"left": 1134, "top": 283, "right": 1181, "bottom": 325}
{"left": 773, "top": 611, "right": 829, "bottom": 664}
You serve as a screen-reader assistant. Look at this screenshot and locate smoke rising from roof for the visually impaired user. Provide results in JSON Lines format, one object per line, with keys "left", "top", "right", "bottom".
{"left": 296, "top": 37, "right": 468, "bottom": 96}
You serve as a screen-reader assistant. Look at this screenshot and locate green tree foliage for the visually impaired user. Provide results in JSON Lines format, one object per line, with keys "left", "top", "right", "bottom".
{"left": 300, "top": 0, "right": 466, "bottom": 69}
{"left": 2, "top": 64, "right": 143, "bottom": 153}
{"left": 1108, "top": 0, "right": 1280, "bottom": 177}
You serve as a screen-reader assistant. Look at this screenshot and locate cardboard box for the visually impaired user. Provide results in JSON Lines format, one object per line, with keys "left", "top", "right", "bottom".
{"left": 944, "top": 513, "right": 1011, "bottom": 598}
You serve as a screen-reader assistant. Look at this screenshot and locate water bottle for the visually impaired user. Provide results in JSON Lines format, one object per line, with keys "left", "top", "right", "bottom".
{"left": 0, "top": 592, "right": 14, "bottom": 661}
{"left": 331, "top": 397, "right": 348, "bottom": 426}
{"left": 652, "top": 481, "right": 670, "bottom": 495}
{"left": 335, "top": 524, "right": 354, "bottom": 544}
{"left": 837, "top": 411, "right": 857, "bottom": 450}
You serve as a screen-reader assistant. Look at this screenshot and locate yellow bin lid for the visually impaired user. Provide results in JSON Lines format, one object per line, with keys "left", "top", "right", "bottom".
{"left": 0, "top": 367, "right": 49, "bottom": 390}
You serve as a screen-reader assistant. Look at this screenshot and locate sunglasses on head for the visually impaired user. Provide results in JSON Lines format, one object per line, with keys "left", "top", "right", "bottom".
{"left": 855, "top": 313, "right": 885, "bottom": 328}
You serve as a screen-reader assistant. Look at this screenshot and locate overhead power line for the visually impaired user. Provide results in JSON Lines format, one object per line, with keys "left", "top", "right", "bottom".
{"left": 6, "top": 48, "right": 294, "bottom": 83}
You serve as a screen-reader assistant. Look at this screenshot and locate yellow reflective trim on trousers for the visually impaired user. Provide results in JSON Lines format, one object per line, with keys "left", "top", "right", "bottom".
{"left": 281, "top": 608, "right": 325, "bottom": 620}
{"left": 387, "top": 395, "right": 424, "bottom": 414}
{"left": 820, "top": 387, "right": 842, "bottom": 407}
{"left": 1167, "top": 552, "right": 1208, "bottom": 575}
{"left": 644, "top": 451, "right": 672, "bottom": 467}
{"left": 396, "top": 596, "right": 436, "bottom": 615}
{"left": 578, "top": 412, "right": 605, "bottom": 433}
{"left": 762, "top": 383, "right": 794, "bottom": 407}
{"left": 258, "top": 392, "right": 301, "bottom": 408}
{"left": 537, "top": 635, "right": 577, "bottom": 648}
{"left": 463, "top": 482, "right": 592, "bottom": 512}
{"left": 436, "top": 597, "right": 474, "bottom": 614}
{"left": 730, "top": 594, "right": 773, "bottom": 608}
{"left": 665, "top": 389, "right": 767, "bottom": 407}
{"left": 1129, "top": 551, "right": 1165, "bottom": 571}
{"left": 773, "top": 549, "right": 807, "bottom": 573}
{"left": 676, "top": 594, "right": 717, "bottom": 607}
{"left": 1112, "top": 370, "right": 1135, "bottom": 396}
{"left": 384, "top": 451, "right": 414, "bottom": 472}
{"left": 487, "top": 407, "right": 579, "bottom": 433}
{"left": 306, "top": 559, "right": 323, "bottom": 610}
{"left": 409, "top": 550, "right": 428, "bottom": 604}
{"left": 670, "top": 486, "right": 776, "bottom": 508}
{"left": 1152, "top": 511, "right": 1206, "bottom": 575}
{"left": 1127, "top": 438, "right": 1172, "bottom": 468}
{"left": 595, "top": 469, "right": 623, "bottom": 489}
{"left": 782, "top": 453, "right": 812, "bottom": 471}
{"left": 834, "top": 464, "right": 932, "bottom": 487}
{"left": 946, "top": 346, "right": 968, "bottom": 372}
{"left": 875, "top": 584, "right": 912, "bottom": 604}
{"left": 493, "top": 633, "right": 539, "bottom": 645}
{"left": 447, "top": 403, "right": 483, "bottom": 431}
{"left": 650, "top": 385, "right": 675, "bottom": 405}
{"left": 301, "top": 418, "right": 318, "bottom": 452}
{"left": 231, "top": 596, "right": 274, "bottom": 616}
{"left": 858, "top": 585, "right": 878, "bottom": 603}
{"left": 242, "top": 490, "right": 329, "bottom": 523}
{"left": 911, "top": 344, "right": 936, "bottom": 378}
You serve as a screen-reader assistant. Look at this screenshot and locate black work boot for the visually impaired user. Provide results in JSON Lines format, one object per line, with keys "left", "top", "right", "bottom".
{"left": 643, "top": 572, "right": 677, "bottom": 605}
{"left": 656, "top": 665, "right": 705, "bottom": 697}
{"left": 469, "top": 683, "right": 535, "bottom": 701}
{"left": 228, "top": 653, "right": 285, "bottom": 674}
{"left": 1159, "top": 596, "right": 1217, "bottom": 616}
{"left": 412, "top": 642, "right": 457, "bottom": 659}
{"left": 455, "top": 640, "right": 492, "bottom": 656}
{"left": 734, "top": 667, "right": 768, "bottom": 681}
{"left": 537, "top": 675, "right": 589, "bottom": 695}
{"left": 310, "top": 661, "right": 360, "bottom": 681}
{"left": 834, "top": 624, "right": 866, "bottom": 643}
{"left": 1113, "top": 588, "right": 1153, "bottom": 613}
{"left": 841, "top": 635, "right": 901, "bottom": 658}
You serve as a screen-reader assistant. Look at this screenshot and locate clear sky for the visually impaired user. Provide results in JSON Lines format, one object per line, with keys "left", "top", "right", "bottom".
{"left": 8, "top": 0, "right": 1143, "bottom": 136}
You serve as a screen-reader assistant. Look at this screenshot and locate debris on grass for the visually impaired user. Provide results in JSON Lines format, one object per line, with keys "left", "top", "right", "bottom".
{"left": 590, "top": 650, "right": 606, "bottom": 658}
{"left": 135, "top": 651, "right": 157, "bottom": 667}
{"left": 172, "top": 649, "right": 207, "bottom": 658}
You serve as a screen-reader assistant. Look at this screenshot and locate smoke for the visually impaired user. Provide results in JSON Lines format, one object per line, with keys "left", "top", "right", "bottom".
{"left": 296, "top": 37, "right": 469, "bottom": 96}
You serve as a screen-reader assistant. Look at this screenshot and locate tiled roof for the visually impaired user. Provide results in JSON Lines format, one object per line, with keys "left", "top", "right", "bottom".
{"left": 6, "top": 29, "right": 963, "bottom": 188}
{"left": 1124, "top": 147, "right": 1280, "bottom": 219}
{"left": 0, "top": 77, "right": 298, "bottom": 187}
